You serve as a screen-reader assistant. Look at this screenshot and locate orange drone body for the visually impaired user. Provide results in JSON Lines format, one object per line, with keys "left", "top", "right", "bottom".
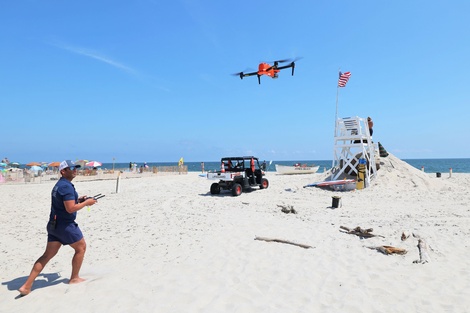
{"left": 257, "top": 62, "right": 280, "bottom": 79}
{"left": 233, "top": 58, "right": 302, "bottom": 84}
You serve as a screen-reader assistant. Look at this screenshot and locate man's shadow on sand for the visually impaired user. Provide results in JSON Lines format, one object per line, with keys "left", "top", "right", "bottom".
{"left": 2, "top": 272, "right": 68, "bottom": 299}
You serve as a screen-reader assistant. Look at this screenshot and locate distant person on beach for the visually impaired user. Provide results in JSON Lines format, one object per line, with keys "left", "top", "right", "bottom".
{"left": 129, "top": 162, "right": 132, "bottom": 171}
{"left": 18, "top": 160, "right": 98, "bottom": 296}
{"left": 367, "top": 117, "right": 374, "bottom": 136}
{"left": 201, "top": 162, "right": 205, "bottom": 173}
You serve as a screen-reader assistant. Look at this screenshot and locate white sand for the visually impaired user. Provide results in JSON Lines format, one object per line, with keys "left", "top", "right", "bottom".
{"left": 1, "top": 154, "right": 470, "bottom": 312}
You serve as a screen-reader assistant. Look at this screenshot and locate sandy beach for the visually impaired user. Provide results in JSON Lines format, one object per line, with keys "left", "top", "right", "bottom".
{"left": 1, "top": 154, "right": 469, "bottom": 312}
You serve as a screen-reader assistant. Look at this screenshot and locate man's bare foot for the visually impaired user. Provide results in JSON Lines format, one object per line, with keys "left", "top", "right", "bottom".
{"left": 18, "top": 286, "right": 31, "bottom": 296}
{"left": 69, "top": 277, "right": 86, "bottom": 284}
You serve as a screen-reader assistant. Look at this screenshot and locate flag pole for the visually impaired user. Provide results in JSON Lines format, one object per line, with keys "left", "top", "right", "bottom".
{"left": 335, "top": 85, "right": 339, "bottom": 136}
{"left": 333, "top": 70, "right": 340, "bottom": 172}
{"left": 335, "top": 69, "right": 340, "bottom": 136}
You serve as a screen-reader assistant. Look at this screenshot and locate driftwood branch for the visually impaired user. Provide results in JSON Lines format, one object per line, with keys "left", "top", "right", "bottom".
{"left": 340, "top": 226, "right": 385, "bottom": 238}
{"left": 254, "top": 236, "right": 312, "bottom": 249}
{"left": 367, "top": 246, "right": 407, "bottom": 255}
{"left": 277, "top": 204, "right": 297, "bottom": 214}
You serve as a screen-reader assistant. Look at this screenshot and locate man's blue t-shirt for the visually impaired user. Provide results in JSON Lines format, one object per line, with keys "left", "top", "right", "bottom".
{"left": 49, "top": 177, "right": 78, "bottom": 223}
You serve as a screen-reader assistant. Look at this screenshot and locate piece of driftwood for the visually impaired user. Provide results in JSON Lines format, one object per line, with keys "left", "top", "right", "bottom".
{"left": 277, "top": 204, "right": 297, "bottom": 214}
{"left": 254, "top": 236, "right": 312, "bottom": 249}
{"left": 367, "top": 245, "right": 407, "bottom": 255}
{"left": 340, "top": 226, "right": 385, "bottom": 238}
{"left": 412, "top": 233, "right": 431, "bottom": 264}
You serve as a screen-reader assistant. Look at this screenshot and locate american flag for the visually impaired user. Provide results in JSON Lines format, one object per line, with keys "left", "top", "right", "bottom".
{"left": 338, "top": 71, "right": 351, "bottom": 87}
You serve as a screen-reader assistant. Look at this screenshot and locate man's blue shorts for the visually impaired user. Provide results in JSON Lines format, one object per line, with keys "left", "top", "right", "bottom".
{"left": 47, "top": 222, "right": 83, "bottom": 245}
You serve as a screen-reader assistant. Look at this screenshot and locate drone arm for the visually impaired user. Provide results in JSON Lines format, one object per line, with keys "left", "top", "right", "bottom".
{"left": 277, "top": 62, "right": 296, "bottom": 76}
{"left": 276, "top": 62, "right": 294, "bottom": 71}
{"left": 242, "top": 71, "right": 259, "bottom": 78}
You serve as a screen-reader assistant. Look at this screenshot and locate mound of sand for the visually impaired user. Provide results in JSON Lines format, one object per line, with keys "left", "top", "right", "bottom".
{"left": 374, "top": 153, "right": 450, "bottom": 192}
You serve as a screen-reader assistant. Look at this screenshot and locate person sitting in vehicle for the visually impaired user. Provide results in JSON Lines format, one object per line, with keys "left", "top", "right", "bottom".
{"left": 261, "top": 160, "right": 267, "bottom": 171}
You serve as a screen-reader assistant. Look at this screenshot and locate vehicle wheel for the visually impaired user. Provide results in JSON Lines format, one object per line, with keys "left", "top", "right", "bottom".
{"left": 231, "top": 183, "right": 242, "bottom": 196}
{"left": 210, "top": 183, "right": 221, "bottom": 194}
{"left": 260, "top": 178, "right": 269, "bottom": 189}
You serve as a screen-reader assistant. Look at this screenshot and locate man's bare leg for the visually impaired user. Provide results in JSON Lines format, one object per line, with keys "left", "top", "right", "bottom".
{"left": 18, "top": 241, "right": 62, "bottom": 296}
{"left": 69, "top": 238, "right": 86, "bottom": 284}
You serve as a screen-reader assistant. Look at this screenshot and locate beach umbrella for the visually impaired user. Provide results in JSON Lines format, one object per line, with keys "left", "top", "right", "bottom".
{"left": 75, "top": 160, "right": 88, "bottom": 167}
{"left": 0, "top": 162, "right": 7, "bottom": 167}
{"left": 48, "top": 161, "right": 61, "bottom": 167}
{"left": 30, "top": 165, "right": 42, "bottom": 172}
{"left": 26, "top": 162, "right": 41, "bottom": 166}
{"left": 10, "top": 162, "right": 20, "bottom": 168}
{"left": 86, "top": 161, "right": 102, "bottom": 167}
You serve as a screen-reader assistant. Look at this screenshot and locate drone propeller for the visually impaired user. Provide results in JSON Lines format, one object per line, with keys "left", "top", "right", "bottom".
{"left": 267, "top": 57, "right": 303, "bottom": 68}
{"left": 275, "top": 57, "right": 303, "bottom": 75}
{"left": 232, "top": 72, "right": 245, "bottom": 79}
{"left": 266, "top": 59, "right": 290, "bottom": 68}
{"left": 291, "top": 57, "right": 303, "bottom": 63}
{"left": 273, "top": 58, "right": 291, "bottom": 64}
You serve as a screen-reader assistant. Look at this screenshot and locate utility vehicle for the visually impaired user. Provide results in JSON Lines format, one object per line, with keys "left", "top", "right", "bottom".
{"left": 207, "top": 156, "right": 269, "bottom": 196}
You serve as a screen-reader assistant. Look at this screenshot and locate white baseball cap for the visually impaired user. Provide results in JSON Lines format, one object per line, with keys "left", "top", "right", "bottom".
{"left": 59, "top": 160, "right": 81, "bottom": 171}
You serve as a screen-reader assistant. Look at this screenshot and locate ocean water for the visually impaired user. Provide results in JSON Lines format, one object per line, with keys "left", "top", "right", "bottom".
{"left": 402, "top": 158, "right": 470, "bottom": 174}
{"left": 100, "top": 160, "right": 331, "bottom": 173}
{"left": 101, "top": 158, "right": 470, "bottom": 173}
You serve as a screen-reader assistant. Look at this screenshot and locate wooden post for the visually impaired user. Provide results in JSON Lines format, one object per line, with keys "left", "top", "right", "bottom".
{"left": 116, "top": 171, "right": 121, "bottom": 193}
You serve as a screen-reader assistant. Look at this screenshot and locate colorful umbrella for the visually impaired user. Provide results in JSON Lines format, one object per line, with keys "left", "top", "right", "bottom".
{"left": 26, "top": 162, "right": 41, "bottom": 166}
{"left": 75, "top": 160, "right": 88, "bottom": 167}
{"left": 30, "top": 165, "right": 42, "bottom": 172}
{"left": 48, "top": 161, "right": 61, "bottom": 167}
{"left": 86, "top": 161, "right": 102, "bottom": 167}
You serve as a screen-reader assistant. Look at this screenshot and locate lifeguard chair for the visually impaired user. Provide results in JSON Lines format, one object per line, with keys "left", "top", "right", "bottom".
{"left": 331, "top": 116, "right": 377, "bottom": 187}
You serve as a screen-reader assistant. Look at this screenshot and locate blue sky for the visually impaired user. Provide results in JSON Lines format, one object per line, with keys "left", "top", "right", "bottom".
{"left": 1, "top": 1, "right": 469, "bottom": 164}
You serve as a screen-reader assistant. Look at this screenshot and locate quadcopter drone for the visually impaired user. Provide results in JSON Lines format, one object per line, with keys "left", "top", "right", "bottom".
{"left": 233, "top": 58, "right": 302, "bottom": 84}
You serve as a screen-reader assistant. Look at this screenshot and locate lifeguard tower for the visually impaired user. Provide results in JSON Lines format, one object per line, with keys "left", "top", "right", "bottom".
{"left": 331, "top": 116, "right": 377, "bottom": 187}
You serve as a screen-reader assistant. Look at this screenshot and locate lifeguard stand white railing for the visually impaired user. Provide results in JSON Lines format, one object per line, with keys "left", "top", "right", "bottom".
{"left": 331, "top": 116, "right": 377, "bottom": 187}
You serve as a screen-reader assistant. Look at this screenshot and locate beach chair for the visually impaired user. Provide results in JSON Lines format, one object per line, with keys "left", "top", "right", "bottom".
{"left": 332, "top": 116, "right": 378, "bottom": 186}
